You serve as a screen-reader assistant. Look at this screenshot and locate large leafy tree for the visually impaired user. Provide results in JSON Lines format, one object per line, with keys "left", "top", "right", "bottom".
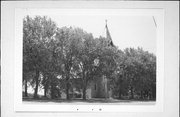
{"left": 23, "top": 15, "right": 57, "bottom": 98}
{"left": 136, "top": 48, "right": 156, "bottom": 99}
{"left": 76, "top": 31, "right": 98, "bottom": 100}
{"left": 111, "top": 50, "right": 129, "bottom": 99}
{"left": 40, "top": 38, "right": 60, "bottom": 99}
{"left": 55, "top": 27, "right": 84, "bottom": 100}
{"left": 114, "top": 48, "right": 156, "bottom": 100}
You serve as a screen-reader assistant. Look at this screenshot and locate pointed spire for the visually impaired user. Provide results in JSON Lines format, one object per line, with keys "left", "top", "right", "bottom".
{"left": 105, "top": 20, "right": 114, "bottom": 47}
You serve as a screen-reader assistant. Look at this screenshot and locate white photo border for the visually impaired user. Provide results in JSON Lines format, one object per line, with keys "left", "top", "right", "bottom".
{"left": 14, "top": 8, "right": 164, "bottom": 112}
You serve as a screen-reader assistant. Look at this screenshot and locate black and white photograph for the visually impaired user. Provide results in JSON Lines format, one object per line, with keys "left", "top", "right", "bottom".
{"left": 1, "top": 1, "right": 179, "bottom": 117}
{"left": 22, "top": 9, "right": 157, "bottom": 104}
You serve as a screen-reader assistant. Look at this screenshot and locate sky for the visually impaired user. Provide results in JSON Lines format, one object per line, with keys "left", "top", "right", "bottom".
{"left": 24, "top": 9, "right": 156, "bottom": 55}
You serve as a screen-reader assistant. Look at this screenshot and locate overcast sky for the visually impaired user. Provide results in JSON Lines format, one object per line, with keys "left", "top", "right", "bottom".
{"left": 25, "top": 9, "right": 156, "bottom": 54}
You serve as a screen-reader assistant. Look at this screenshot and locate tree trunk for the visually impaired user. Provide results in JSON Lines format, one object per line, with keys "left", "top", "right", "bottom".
{"left": 83, "top": 85, "right": 86, "bottom": 100}
{"left": 130, "top": 86, "right": 134, "bottom": 99}
{"left": 34, "top": 70, "right": 39, "bottom": 99}
{"left": 147, "top": 90, "right": 149, "bottom": 100}
{"left": 24, "top": 79, "right": 28, "bottom": 97}
{"left": 66, "top": 82, "right": 70, "bottom": 100}
{"left": 44, "top": 86, "right": 47, "bottom": 97}
{"left": 66, "top": 74, "right": 70, "bottom": 100}
{"left": 140, "top": 90, "right": 143, "bottom": 100}
{"left": 65, "top": 64, "right": 71, "bottom": 100}
{"left": 82, "top": 72, "right": 87, "bottom": 100}
{"left": 51, "top": 83, "right": 55, "bottom": 99}
{"left": 118, "top": 90, "right": 121, "bottom": 99}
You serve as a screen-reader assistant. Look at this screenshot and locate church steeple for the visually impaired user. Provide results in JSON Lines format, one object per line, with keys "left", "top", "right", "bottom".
{"left": 105, "top": 20, "right": 114, "bottom": 47}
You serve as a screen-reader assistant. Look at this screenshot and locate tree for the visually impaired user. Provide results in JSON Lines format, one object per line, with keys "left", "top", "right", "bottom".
{"left": 55, "top": 27, "right": 85, "bottom": 100}
{"left": 118, "top": 48, "right": 156, "bottom": 100}
{"left": 76, "top": 31, "right": 98, "bottom": 100}
{"left": 23, "top": 15, "right": 57, "bottom": 98}
{"left": 111, "top": 50, "right": 129, "bottom": 99}
{"left": 137, "top": 48, "right": 156, "bottom": 100}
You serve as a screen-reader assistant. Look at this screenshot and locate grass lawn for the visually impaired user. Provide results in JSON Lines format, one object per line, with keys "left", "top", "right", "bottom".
{"left": 23, "top": 97, "right": 156, "bottom": 105}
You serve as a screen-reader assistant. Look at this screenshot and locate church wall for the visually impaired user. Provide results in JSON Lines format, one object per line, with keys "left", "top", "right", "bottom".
{"left": 88, "top": 76, "right": 110, "bottom": 98}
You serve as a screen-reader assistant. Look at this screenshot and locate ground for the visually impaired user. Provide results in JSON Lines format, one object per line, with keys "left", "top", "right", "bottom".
{"left": 23, "top": 97, "right": 155, "bottom": 105}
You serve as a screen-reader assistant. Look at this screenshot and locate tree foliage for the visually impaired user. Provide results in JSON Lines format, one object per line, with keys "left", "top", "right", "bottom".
{"left": 23, "top": 15, "right": 57, "bottom": 98}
